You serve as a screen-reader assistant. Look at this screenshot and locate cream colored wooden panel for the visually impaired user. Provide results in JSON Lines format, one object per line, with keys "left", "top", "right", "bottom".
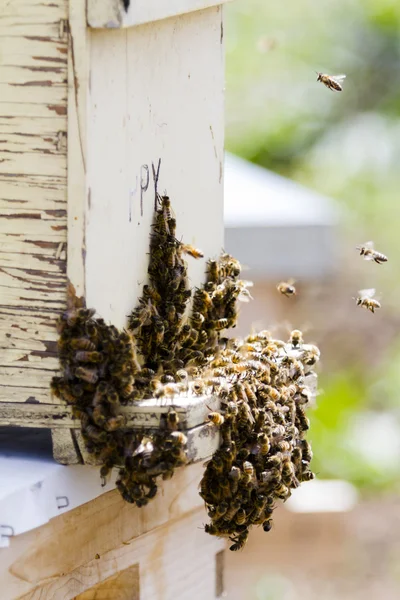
{"left": 88, "top": 0, "right": 231, "bottom": 29}
{"left": 0, "top": 0, "right": 68, "bottom": 404}
{"left": 86, "top": 7, "right": 224, "bottom": 328}
{"left": 74, "top": 565, "right": 140, "bottom": 600}
{"left": 0, "top": 473, "right": 224, "bottom": 600}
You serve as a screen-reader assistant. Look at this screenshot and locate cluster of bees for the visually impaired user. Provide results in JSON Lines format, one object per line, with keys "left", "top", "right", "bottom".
{"left": 277, "top": 241, "right": 387, "bottom": 313}
{"left": 52, "top": 194, "right": 318, "bottom": 549}
{"left": 199, "top": 329, "right": 319, "bottom": 551}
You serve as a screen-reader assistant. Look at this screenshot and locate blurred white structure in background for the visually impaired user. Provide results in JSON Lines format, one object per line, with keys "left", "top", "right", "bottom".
{"left": 286, "top": 479, "right": 358, "bottom": 513}
{"left": 224, "top": 153, "right": 341, "bottom": 280}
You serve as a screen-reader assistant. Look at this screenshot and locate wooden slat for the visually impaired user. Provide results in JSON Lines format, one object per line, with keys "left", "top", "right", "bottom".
{"left": 1, "top": 348, "right": 58, "bottom": 370}
{"left": 0, "top": 237, "right": 66, "bottom": 258}
{"left": 0, "top": 65, "right": 67, "bottom": 85}
{"left": 0, "top": 251, "right": 66, "bottom": 272}
{"left": 0, "top": 152, "right": 67, "bottom": 177}
{"left": 0, "top": 84, "right": 67, "bottom": 105}
{"left": 0, "top": 466, "right": 224, "bottom": 600}
{"left": 88, "top": 0, "right": 232, "bottom": 28}
{"left": 67, "top": 0, "right": 88, "bottom": 298}
{"left": 0, "top": 35, "right": 67, "bottom": 58}
{"left": 0, "top": 386, "right": 51, "bottom": 403}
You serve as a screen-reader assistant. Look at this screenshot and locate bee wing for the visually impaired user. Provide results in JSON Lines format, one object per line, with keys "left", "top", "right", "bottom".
{"left": 331, "top": 74, "right": 346, "bottom": 82}
{"left": 287, "top": 278, "right": 296, "bottom": 285}
{"left": 358, "top": 288, "right": 376, "bottom": 299}
{"left": 364, "top": 241, "right": 375, "bottom": 249}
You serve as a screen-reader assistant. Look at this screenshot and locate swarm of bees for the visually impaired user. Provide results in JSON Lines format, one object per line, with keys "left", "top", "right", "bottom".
{"left": 52, "top": 195, "right": 259, "bottom": 506}
{"left": 52, "top": 194, "right": 319, "bottom": 550}
{"left": 199, "top": 328, "right": 318, "bottom": 551}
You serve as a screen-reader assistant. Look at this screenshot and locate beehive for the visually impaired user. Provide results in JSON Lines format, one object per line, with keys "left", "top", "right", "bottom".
{"left": 0, "top": 0, "right": 231, "bottom": 463}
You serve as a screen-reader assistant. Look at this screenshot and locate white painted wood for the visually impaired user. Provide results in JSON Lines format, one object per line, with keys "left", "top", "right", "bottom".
{"left": 67, "top": 0, "right": 89, "bottom": 298}
{"left": 0, "top": 463, "right": 224, "bottom": 600}
{"left": 86, "top": 7, "right": 224, "bottom": 328}
{"left": 88, "top": 0, "right": 231, "bottom": 29}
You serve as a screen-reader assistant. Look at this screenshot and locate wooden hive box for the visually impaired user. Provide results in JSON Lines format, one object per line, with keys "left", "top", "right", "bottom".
{"left": 0, "top": 0, "right": 233, "bottom": 465}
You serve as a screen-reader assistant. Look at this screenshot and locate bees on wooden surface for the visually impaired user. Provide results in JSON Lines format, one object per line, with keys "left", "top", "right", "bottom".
{"left": 354, "top": 288, "right": 381, "bottom": 313}
{"left": 316, "top": 72, "right": 346, "bottom": 92}
{"left": 277, "top": 279, "right": 296, "bottom": 297}
{"left": 356, "top": 241, "right": 388, "bottom": 264}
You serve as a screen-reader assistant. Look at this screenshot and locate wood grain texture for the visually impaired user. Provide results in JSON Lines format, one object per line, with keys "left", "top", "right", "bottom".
{"left": 88, "top": 0, "right": 232, "bottom": 29}
{"left": 0, "top": 0, "right": 68, "bottom": 405}
{"left": 74, "top": 564, "right": 140, "bottom": 600}
{"left": 0, "top": 464, "right": 224, "bottom": 600}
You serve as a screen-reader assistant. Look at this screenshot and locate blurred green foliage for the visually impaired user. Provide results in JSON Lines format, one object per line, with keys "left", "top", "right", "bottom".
{"left": 225, "top": 0, "right": 400, "bottom": 491}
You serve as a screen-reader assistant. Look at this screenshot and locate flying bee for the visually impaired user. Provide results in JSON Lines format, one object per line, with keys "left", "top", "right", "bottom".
{"left": 316, "top": 72, "right": 346, "bottom": 92}
{"left": 354, "top": 288, "right": 381, "bottom": 313}
{"left": 277, "top": 279, "right": 296, "bottom": 297}
{"left": 289, "top": 329, "right": 303, "bottom": 349}
{"left": 181, "top": 244, "right": 204, "bottom": 259}
{"left": 208, "top": 411, "right": 225, "bottom": 426}
{"left": 356, "top": 241, "right": 388, "bottom": 264}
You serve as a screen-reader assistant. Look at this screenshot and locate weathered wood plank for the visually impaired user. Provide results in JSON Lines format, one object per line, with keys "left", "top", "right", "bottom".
{"left": 0, "top": 215, "right": 67, "bottom": 237}
{"left": 0, "top": 152, "right": 67, "bottom": 177}
{"left": 0, "top": 466, "right": 223, "bottom": 600}
{"left": 0, "top": 116, "right": 66, "bottom": 135}
{"left": 67, "top": 0, "right": 88, "bottom": 298}
{"left": 0, "top": 251, "right": 66, "bottom": 272}
{"left": 0, "top": 386, "right": 51, "bottom": 403}
{"left": 0, "top": 35, "right": 67, "bottom": 59}
{"left": 1, "top": 348, "right": 58, "bottom": 370}
{"left": 0, "top": 66, "right": 67, "bottom": 85}
{"left": 0, "top": 238, "right": 66, "bottom": 259}
{"left": 0, "top": 84, "right": 67, "bottom": 105}
{"left": 0, "top": 133, "right": 66, "bottom": 155}
{"left": 0, "top": 23, "right": 64, "bottom": 38}
{"left": 0, "top": 367, "right": 57, "bottom": 388}
{"left": 0, "top": 102, "right": 67, "bottom": 119}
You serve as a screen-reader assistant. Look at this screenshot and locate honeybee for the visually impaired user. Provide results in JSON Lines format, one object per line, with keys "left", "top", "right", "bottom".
{"left": 356, "top": 241, "right": 388, "bottom": 264}
{"left": 277, "top": 279, "right": 296, "bottom": 297}
{"left": 181, "top": 244, "right": 204, "bottom": 259}
{"left": 289, "top": 329, "right": 303, "bottom": 349}
{"left": 229, "top": 529, "right": 249, "bottom": 552}
{"left": 70, "top": 337, "right": 96, "bottom": 351}
{"left": 208, "top": 412, "right": 225, "bottom": 426}
{"left": 75, "top": 366, "right": 98, "bottom": 384}
{"left": 75, "top": 350, "right": 103, "bottom": 363}
{"left": 316, "top": 72, "right": 346, "bottom": 92}
{"left": 301, "top": 345, "right": 320, "bottom": 367}
{"left": 354, "top": 289, "right": 381, "bottom": 313}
